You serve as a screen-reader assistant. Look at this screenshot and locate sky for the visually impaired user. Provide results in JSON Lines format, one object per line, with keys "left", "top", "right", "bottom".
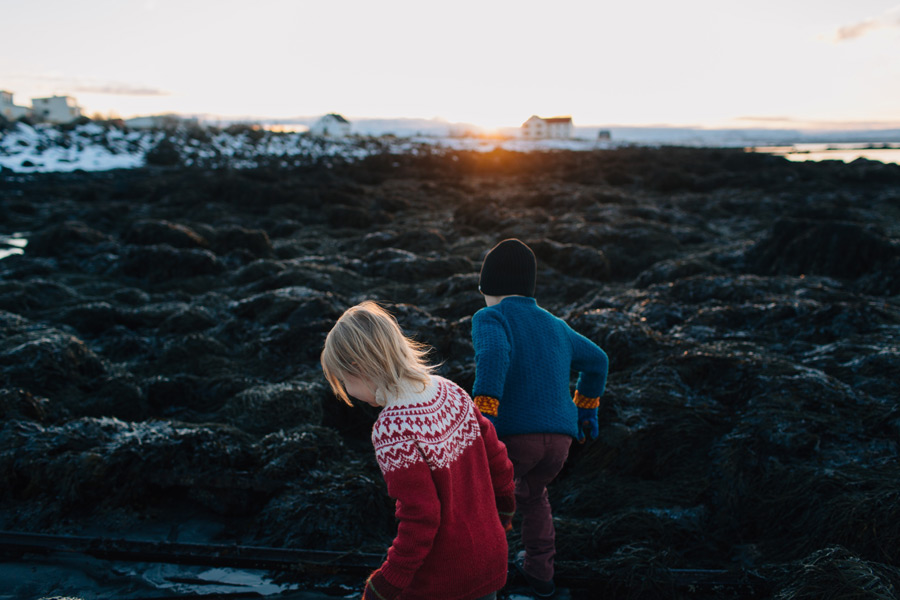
{"left": 2, "top": 0, "right": 900, "bottom": 130}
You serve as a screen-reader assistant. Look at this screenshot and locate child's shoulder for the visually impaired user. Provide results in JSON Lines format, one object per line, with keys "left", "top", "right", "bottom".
{"left": 472, "top": 304, "right": 503, "bottom": 324}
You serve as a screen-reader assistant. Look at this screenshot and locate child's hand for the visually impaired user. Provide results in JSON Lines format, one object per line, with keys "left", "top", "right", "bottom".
{"left": 497, "top": 494, "right": 516, "bottom": 532}
{"left": 363, "top": 568, "right": 402, "bottom": 600}
{"left": 577, "top": 407, "right": 599, "bottom": 443}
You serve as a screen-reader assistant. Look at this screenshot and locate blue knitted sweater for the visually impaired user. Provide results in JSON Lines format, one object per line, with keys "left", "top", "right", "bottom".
{"left": 471, "top": 296, "right": 609, "bottom": 439}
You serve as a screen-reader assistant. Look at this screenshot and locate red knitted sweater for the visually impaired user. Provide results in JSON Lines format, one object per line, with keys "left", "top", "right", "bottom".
{"left": 371, "top": 375, "right": 515, "bottom": 600}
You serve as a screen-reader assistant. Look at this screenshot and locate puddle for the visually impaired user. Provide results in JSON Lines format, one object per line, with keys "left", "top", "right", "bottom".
{"left": 0, "top": 233, "right": 28, "bottom": 260}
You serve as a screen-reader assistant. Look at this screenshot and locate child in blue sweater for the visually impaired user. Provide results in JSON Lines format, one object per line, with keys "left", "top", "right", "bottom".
{"left": 471, "top": 239, "right": 609, "bottom": 599}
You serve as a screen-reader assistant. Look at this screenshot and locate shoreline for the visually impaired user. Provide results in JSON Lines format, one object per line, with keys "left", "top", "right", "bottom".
{"left": 1, "top": 148, "right": 898, "bottom": 600}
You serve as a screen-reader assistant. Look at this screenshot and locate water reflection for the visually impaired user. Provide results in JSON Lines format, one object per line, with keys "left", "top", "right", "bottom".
{"left": 751, "top": 143, "right": 900, "bottom": 165}
{"left": 0, "top": 233, "right": 28, "bottom": 260}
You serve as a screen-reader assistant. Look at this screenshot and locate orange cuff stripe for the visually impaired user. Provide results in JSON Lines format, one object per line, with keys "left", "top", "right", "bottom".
{"left": 573, "top": 390, "right": 600, "bottom": 409}
{"left": 474, "top": 395, "right": 500, "bottom": 417}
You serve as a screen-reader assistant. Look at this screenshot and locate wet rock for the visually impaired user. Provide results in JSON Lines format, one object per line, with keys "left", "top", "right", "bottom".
{"left": 361, "top": 248, "right": 471, "bottom": 282}
{"left": 1, "top": 149, "right": 899, "bottom": 594}
{"left": 0, "top": 313, "right": 107, "bottom": 396}
{"left": 0, "top": 279, "right": 79, "bottom": 314}
{"left": 772, "top": 547, "right": 900, "bottom": 600}
{"left": 156, "top": 333, "right": 233, "bottom": 374}
{"left": 0, "top": 388, "right": 58, "bottom": 422}
{"left": 427, "top": 274, "right": 483, "bottom": 320}
{"left": 531, "top": 239, "right": 612, "bottom": 281}
{"left": 239, "top": 262, "right": 363, "bottom": 295}
{"left": 256, "top": 462, "right": 394, "bottom": 550}
{"left": 360, "top": 228, "right": 448, "bottom": 253}
{"left": 146, "top": 374, "right": 209, "bottom": 414}
{"left": 0, "top": 417, "right": 288, "bottom": 516}
{"left": 635, "top": 257, "right": 727, "bottom": 288}
{"left": 58, "top": 301, "right": 125, "bottom": 335}
{"left": 325, "top": 204, "right": 388, "bottom": 229}
{"left": 123, "top": 219, "right": 209, "bottom": 250}
{"left": 256, "top": 425, "right": 344, "bottom": 481}
{"left": 117, "top": 244, "right": 224, "bottom": 282}
{"left": 158, "top": 305, "right": 218, "bottom": 334}
{"left": 230, "top": 259, "right": 288, "bottom": 286}
{"left": 231, "top": 286, "right": 341, "bottom": 327}
{"left": 110, "top": 287, "right": 151, "bottom": 306}
{"left": 224, "top": 380, "right": 325, "bottom": 434}
{"left": 749, "top": 218, "right": 900, "bottom": 294}
{"left": 203, "top": 224, "right": 275, "bottom": 259}
{"left": 568, "top": 308, "right": 667, "bottom": 372}
{"left": 80, "top": 375, "right": 148, "bottom": 421}
{"left": 599, "top": 227, "right": 685, "bottom": 280}
{"left": 27, "top": 221, "right": 113, "bottom": 257}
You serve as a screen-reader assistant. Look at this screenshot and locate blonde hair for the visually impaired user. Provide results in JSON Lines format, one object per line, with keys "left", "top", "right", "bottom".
{"left": 321, "top": 301, "right": 435, "bottom": 405}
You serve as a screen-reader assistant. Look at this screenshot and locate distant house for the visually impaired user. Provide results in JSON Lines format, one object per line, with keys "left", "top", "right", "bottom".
{"left": 0, "top": 90, "right": 29, "bottom": 121}
{"left": 521, "top": 115, "right": 574, "bottom": 139}
{"left": 32, "top": 95, "right": 83, "bottom": 123}
{"left": 310, "top": 113, "right": 351, "bottom": 138}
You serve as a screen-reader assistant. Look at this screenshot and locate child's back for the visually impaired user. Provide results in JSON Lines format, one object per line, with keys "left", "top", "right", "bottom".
{"left": 472, "top": 295, "right": 608, "bottom": 439}
{"left": 321, "top": 301, "right": 514, "bottom": 600}
{"left": 371, "top": 375, "right": 512, "bottom": 599}
{"left": 471, "top": 239, "right": 609, "bottom": 599}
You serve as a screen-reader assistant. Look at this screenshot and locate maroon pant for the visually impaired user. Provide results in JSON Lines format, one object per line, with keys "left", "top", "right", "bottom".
{"left": 502, "top": 433, "right": 572, "bottom": 582}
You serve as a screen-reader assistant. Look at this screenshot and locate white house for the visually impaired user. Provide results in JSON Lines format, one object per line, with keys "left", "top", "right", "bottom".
{"left": 521, "top": 115, "right": 574, "bottom": 139}
{"left": 0, "top": 91, "right": 29, "bottom": 121}
{"left": 310, "top": 113, "right": 351, "bottom": 137}
{"left": 31, "top": 96, "right": 83, "bottom": 123}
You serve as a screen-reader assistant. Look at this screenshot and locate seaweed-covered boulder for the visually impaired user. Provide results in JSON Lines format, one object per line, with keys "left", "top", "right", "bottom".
{"left": 117, "top": 244, "right": 224, "bottom": 282}
{"left": 158, "top": 305, "right": 219, "bottom": 334}
{"left": 597, "top": 226, "right": 685, "bottom": 280}
{"left": 772, "top": 546, "right": 900, "bottom": 600}
{"left": 256, "top": 460, "right": 394, "bottom": 551}
{"left": 635, "top": 257, "right": 727, "bottom": 288}
{"left": 255, "top": 425, "right": 344, "bottom": 481}
{"left": 0, "top": 418, "right": 274, "bottom": 518}
{"left": 360, "top": 228, "right": 448, "bottom": 254}
{"left": 749, "top": 218, "right": 900, "bottom": 287}
{"left": 57, "top": 301, "right": 125, "bottom": 335}
{"left": 531, "top": 239, "right": 611, "bottom": 281}
{"left": 204, "top": 225, "right": 275, "bottom": 259}
{"left": 0, "top": 278, "right": 79, "bottom": 314}
{"left": 27, "top": 221, "right": 113, "bottom": 257}
{"left": 568, "top": 308, "right": 666, "bottom": 372}
{"left": 224, "top": 380, "right": 325, "bottom": 434}
{"left": 0, "top": 312, "right": 107, "bottom": 396}
{"left": 231, "top": 286, "right": 342, "bottom": 327}
{"left": 361, "top": 248, "right": 471, "bottom": 282}
{"left": 0, "top": 388, "right": 59, "bottom": 422}
{"left": 123, "top": 219, "right": 209, "bottom": 250}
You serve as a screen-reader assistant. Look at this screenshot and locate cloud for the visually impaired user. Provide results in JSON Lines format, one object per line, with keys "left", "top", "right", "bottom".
{"left": 735, "top": 116, "right": 900, "bottom": 131}
{"left": 15, "top": 74, "right": 169, "bottom": 97}
{"left": 834, "top": 5, "right": 900, "bottom": 41}
{"left": 71, "top": 83, "right": 169, "bottom": 96}
{"left": 735, "top": 116, "right": 798, "bottom": 123}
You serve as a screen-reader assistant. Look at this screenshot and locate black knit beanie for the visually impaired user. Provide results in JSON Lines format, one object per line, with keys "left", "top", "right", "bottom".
{"left": 478, "top": 239, "right": 536, "bottom": 297}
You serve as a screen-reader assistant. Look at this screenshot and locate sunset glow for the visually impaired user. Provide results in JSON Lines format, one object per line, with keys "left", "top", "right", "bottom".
{"left": 2, "top": 0, "right": 899, "bottom": 131}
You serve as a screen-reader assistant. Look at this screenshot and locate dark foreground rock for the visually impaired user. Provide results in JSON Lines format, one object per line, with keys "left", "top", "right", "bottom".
{"left": 1, "top": 148, "right": 899, "bottom": 599}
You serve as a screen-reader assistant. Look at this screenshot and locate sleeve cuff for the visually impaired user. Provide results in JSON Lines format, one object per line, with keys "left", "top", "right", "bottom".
{"left": 573, "top": 390, "right": 600, "bottom": 409}
{"left": 364, "top": 568, "right": 403, "bottom": 600}
{"left": 496, "top": 494, "right": 515, "bottom": 516}
{"left": 474, "top": 395, "right": 500, "bottom": 417}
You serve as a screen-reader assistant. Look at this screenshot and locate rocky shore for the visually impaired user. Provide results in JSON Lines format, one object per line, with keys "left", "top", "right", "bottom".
{"left": 1, "top": 147, "right": 899, "bottom": 599}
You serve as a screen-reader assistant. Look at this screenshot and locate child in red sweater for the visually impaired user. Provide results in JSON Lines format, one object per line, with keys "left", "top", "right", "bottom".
{"left": 321, "top": 301, "right": 516, "bottom": 600}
